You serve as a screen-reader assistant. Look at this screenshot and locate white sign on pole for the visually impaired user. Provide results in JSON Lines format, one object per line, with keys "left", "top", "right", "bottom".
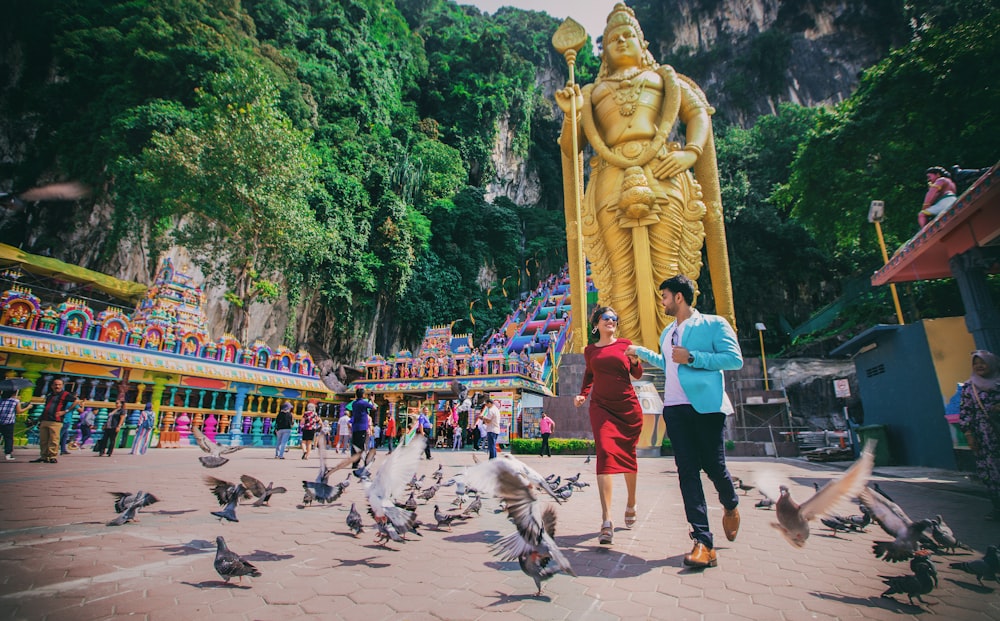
{"left": 833, "top": 379, "right": 851, "bottom": 399}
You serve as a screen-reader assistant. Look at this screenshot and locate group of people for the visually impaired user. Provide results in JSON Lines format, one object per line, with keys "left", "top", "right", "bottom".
{"left": 274, "top": 388, "right": 382, "bottom": 460}
{"left": 576, "top": 275, "right": 743, "bottom": 567}
{"left": 0, "top": 378, "right": 154, "bottom": 463}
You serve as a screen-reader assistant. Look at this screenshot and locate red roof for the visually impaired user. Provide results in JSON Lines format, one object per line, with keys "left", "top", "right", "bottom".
{"left": 872, "top": 163, "right": 1000, "bottom": 285}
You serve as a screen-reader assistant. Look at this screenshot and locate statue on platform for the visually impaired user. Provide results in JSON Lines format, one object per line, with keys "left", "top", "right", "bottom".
{"left": 555, "top": 3, "right": 736, "bottom": 348}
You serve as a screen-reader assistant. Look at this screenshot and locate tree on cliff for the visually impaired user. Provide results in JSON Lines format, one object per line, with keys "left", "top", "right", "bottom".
{"left": 127, "top": 68, "right": 326, "bottom": 342}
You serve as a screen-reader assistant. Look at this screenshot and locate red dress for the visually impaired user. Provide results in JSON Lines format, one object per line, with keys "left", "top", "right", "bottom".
{"left": 579, "top": 338, "right": 643, "bottom": 474}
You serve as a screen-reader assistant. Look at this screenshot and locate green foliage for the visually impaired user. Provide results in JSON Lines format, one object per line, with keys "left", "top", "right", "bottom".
{"left": 510, "top": 438, "right": 594, "bottom": 455}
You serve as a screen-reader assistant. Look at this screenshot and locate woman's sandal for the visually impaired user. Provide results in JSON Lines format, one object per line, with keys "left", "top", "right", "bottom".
{"left": 599, "top": 521, "right": 614, "bottom": 545}
{"left": 624, "top": 506, "right": 637, "bottom": 529}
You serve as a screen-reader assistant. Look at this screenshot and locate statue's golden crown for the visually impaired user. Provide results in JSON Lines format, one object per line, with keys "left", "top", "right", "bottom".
{"left": 604, "top": 3, "right": 645, "bottom": 42}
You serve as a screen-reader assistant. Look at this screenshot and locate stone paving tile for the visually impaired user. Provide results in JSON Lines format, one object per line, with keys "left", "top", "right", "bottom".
{"left": 2, "top": 448, "right": 999, "bottom": 620}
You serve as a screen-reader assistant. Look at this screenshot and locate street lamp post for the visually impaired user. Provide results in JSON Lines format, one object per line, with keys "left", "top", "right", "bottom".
{"left": 755, "top": 322, "right": 769, "bottom": 391}
{"left": 868, "top": 201, "right": 905, "bottom": 325}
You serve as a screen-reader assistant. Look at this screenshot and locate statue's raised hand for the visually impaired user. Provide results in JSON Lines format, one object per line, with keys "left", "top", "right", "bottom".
{"left": 554, "top": 83, "right": 583, "bottom": 115}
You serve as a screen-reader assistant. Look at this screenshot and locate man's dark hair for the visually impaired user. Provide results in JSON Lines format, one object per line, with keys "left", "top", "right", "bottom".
{"left": 355, "top": 387, "right": 365, "bottom": 399}
{"left": 485, "top": 398, "right": 494, "bottom": 404}
{"left": 660, "top": 275, "right": 695, "bottom": 305}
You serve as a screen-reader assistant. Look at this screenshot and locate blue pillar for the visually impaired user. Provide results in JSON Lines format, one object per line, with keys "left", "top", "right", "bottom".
{"left": 229, "top": 383, "right": 251, "bottom": 446}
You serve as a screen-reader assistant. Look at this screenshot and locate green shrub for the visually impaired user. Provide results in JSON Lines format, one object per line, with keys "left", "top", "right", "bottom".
{"left": 510, "top": 438, "right": 594, "bottom": 455}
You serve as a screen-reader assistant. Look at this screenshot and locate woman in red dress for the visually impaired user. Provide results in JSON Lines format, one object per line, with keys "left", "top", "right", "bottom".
{"left": 575, "top": 306, "right": 643, "bottom": 545}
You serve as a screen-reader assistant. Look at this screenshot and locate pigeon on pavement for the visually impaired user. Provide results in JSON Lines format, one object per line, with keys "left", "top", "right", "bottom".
{"left": 881, "top": 550, "right": 937, "bottom": 605}
{"left": 772, "top": 439, "right": 875, "bottom": 548}
{"left": 433, "top": 504, "right": 469, "bottom": 530}
{"left": 107, "top": 490, "right": 159, "bottom": 526}
{"left": 347, "top": 502, "right": 364, "bottom": 537}
{"left": 192, "top": 427, "right": 245, "bottom": 468}
{"left": 240, "top": 475, "right": 287, "bottom": 507}
{"left": 949, "top": 545, "right": 999, "bottom": 585}
{"left": 929, "top": 514, "right": 971, "bottom": 553}
{"left": 734, "top": 477, "right": 756, "bottom": 495}
{"left": 214, "top": 536, "right": 261, "bottom": 584}
{"left": 463, "top": 495, "right": 483, "bottom": 516}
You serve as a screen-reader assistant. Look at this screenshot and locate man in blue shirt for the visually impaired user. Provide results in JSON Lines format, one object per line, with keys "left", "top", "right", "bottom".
{"left": 416, "top": 407, "right": 433, "bottom": 459}
{"left": 350, "top": 388, "right": 375, "bottom": 456}
{"left": 627, "top": 275, "right": 743, "bottom": 569}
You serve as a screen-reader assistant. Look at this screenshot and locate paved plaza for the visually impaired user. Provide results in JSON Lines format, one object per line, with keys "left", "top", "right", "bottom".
{"left": 0, "top": 444, "right": 998, "bottom": 620}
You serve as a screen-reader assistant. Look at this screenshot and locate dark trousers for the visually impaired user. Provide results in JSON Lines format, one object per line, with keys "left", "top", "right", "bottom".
{"left": 486, "top": 431, "right": 498, "bottom": 460}
{"left": 351, "top": 430, "right": 368, "bottom": 455}
{"left": 59, "top": 421, "right": 72, "bottom": 453}
{"left": 97, "top": 428, "right": 119, "bottom": 456}
{"left": 0, "top": 423, "right": 13, "bottom": 455}
{"left": 540, "top": 433, "right": 551, "bottom": 456}
{"left": 663, "top": 405, "right": 739, "bottom": 549}
{"left": 423, "top": 429, "right": 432, "bottom": 458}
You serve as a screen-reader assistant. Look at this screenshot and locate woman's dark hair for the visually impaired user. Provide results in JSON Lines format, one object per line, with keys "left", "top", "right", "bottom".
{"left": 589, "top": 305, "right": 616, "bottom": 328}
{"left": 660, "top": 275, "right": 695, "bottom": 305}
{"left": 926, "top": 166, "right": 950, "bottom": 177}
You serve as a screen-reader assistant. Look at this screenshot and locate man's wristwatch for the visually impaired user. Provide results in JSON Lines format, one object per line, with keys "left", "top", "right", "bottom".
{"left": 687, "top": 354, "right": 695, "bottom": 365}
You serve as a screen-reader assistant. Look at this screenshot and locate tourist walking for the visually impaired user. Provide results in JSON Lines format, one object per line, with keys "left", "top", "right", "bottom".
{"left": 0, "top": 390, "right": 25, "bottom": 460}
{"left": 384, "top": 415, "right": 396, "bottom": 453}
{"left": 300, "top": 403, "right": 321, "bottom": 459}
{"left": 627, "top": 275, "right": 744, "bottom": 568}
{"left": 480, "top": 399, "right": 500, "bottom": 460}
{"left": 96, "top": 399, "right": 126, "bottom": 457}
{"left": 959, "top": 350, "right": 1000, "bottom": 520}
{"left": 131, "top": 403, "right": 155, "bottom": 455}
{"left": 274, "top": 401, "right": 293, "bottom": 459}
{"left": 539, "top": 412, "right": 555, "bottom": 457}
{"left": 350, "top": 388, "right": 375, "bottom": 456}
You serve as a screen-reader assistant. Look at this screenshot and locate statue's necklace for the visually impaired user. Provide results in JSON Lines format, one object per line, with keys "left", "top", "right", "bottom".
{"left": 607, "top": 68, "right": 644, "bottom": 116}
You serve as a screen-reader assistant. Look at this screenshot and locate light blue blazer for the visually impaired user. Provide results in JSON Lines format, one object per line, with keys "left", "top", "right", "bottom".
{"left": 635, "top": 310, "right": 743, "bottom": 414}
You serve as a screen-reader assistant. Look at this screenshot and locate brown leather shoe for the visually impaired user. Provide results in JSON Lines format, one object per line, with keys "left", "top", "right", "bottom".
{"left": 723, "top": 507, "right": 740, "bottom": 542}
{"left": 683, "top": 542, "right": 717, "bottom": 568}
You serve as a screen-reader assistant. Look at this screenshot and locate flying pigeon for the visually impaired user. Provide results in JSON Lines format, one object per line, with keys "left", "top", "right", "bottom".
{"left": 192, "top": 426, "right": 246, "bottom": 468}
{"left": 772, "top": 439, "right": 875, "bottom": 548}
{"left": 881, "top": 550, "right": 937, "bottom": 605}
{"left": 240, "top": 475, "right": 287, "bottom": 507}
{"left": 214, "top": 536, "right": 261, "bottom": 584}
{"left": 472, "top": 456, "right": 576, "bottom": 596}
{"left": 211, "top": 483, "right": 247, "bottom": 523}
{"left": 949, "top": 545, "right": 999, "bottom": 585}
{"left": 347, "top": 502, "right": 364, "bottom": 537}
{"left": 107, "top": 491, "right": 159, "bottom": 526}
{"left": 205, "top": 476, "right": 252, "bottom": 506}
{"left": 860, "top": 487, "right": 934, "bottom": 562}
{"left": 366, "top": 434, "right": 426, "bottom": 545}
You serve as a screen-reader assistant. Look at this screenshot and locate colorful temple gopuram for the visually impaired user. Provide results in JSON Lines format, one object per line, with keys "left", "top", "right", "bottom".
{"left": 0, "top": 257, "right": 335, "bottom": 450}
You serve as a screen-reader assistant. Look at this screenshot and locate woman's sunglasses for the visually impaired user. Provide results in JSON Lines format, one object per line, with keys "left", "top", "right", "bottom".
{"left": 600, "top": 313, "right": 618, "bottom": 322}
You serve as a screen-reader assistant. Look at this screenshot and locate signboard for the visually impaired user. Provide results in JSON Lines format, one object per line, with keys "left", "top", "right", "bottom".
{"left": 494, "top": 391, "right": 514, "bottom": 444}
{"left": 833, "top": 378, "right": 851, "bottom": 399}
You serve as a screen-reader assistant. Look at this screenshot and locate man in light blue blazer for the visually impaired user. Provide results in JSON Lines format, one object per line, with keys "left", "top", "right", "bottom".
{"left": 627, "top": 275, "right": 743, "bottom": 568}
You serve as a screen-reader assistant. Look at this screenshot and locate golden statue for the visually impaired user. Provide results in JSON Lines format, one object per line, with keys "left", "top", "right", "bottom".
{"left": 554, "top": 3, "right": 736, "bottom": 350}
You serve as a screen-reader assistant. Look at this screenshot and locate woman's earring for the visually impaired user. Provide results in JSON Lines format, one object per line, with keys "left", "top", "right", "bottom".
{"left": 591, "top": 326, "right": 598, "bottom": 335}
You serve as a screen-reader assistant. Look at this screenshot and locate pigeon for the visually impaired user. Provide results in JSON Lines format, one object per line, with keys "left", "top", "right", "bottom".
{"left": 240, "top": 475, "right": 287, "bottom": 507}
{"left": 820, "top": 516, "right": 854, "bottom": 535}
{"left": 949, "top": 545, "right": 999, "bottom": 585}
{"left": 418, "top": 484, "right": 440, "bottom": 503}
{"left": 881, "top": 550, "right": 937, "bottom": 605}
{"left": 929, "top": 514, "right": 971, "bottom": 553}
{"left": 214, "top": 536, "right": 261, "bottom": 584}
{"left": 433, "top": 504, "right": 469, "bottom": 530}
{"left": 564, "top": 472, "right": 581, "bottom": 485}
{"left": 755, "top": 496, "right": 775, "bottom": 510}
{"left": 466, "top": 454, "right": 563, "bottom": 504}
{"left": 584, "top": 450, "right": 592, "bottom": 464}
{"left": 366, "top": 434, "right": 426, "bottom": 545}
{"left": 772, "top": 439, "right": 875, "bottom": 548}
{"left": 553, "top": 485, "right": 573, "bottom": 501}
{"left": 402, "top": 491, "right": 418, "bottom": 512}
{"left": 205, "top": 476, "right": 252, "bottom": 506}
{"left": 570, "top": 480, "right": 590, "bottom": 490}
{"left": 734, "top": 477, "right": 756, "bottom": 495}
{"left": 843, "top": 506, "right": 872, "bottom": 531}
{"left": 107, "top": 491, "right": 159, "bottom": 526}
{"left": 211, "top": 483, "right": 247, "bottom": 522}
{"left": 860, "top": 487, "right": 934, "bottom": 562}
{"left": 472, "top": 456, "right": 576, "bottom": 596}
{"left": 303, "top": 479, "right": 349, "bottom": 505}
{"left": 432, "top": 463, "right": 444, "bottom": 482}
{"left": 463, "top": 495, "right": 482, "bottom": 516}
{"left": 872, "top": 482, "right": 895, "bottom": 503}
{"left": 192, "top": 426, "right": 245, "bottom": 468}
{"left": 347, "top": 502, "right": 364, "bottom": 537}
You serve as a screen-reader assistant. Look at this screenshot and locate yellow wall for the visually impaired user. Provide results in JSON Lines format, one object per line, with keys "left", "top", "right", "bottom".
{"left": 923, "top": 316, "right": 976, "bottom": 401}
